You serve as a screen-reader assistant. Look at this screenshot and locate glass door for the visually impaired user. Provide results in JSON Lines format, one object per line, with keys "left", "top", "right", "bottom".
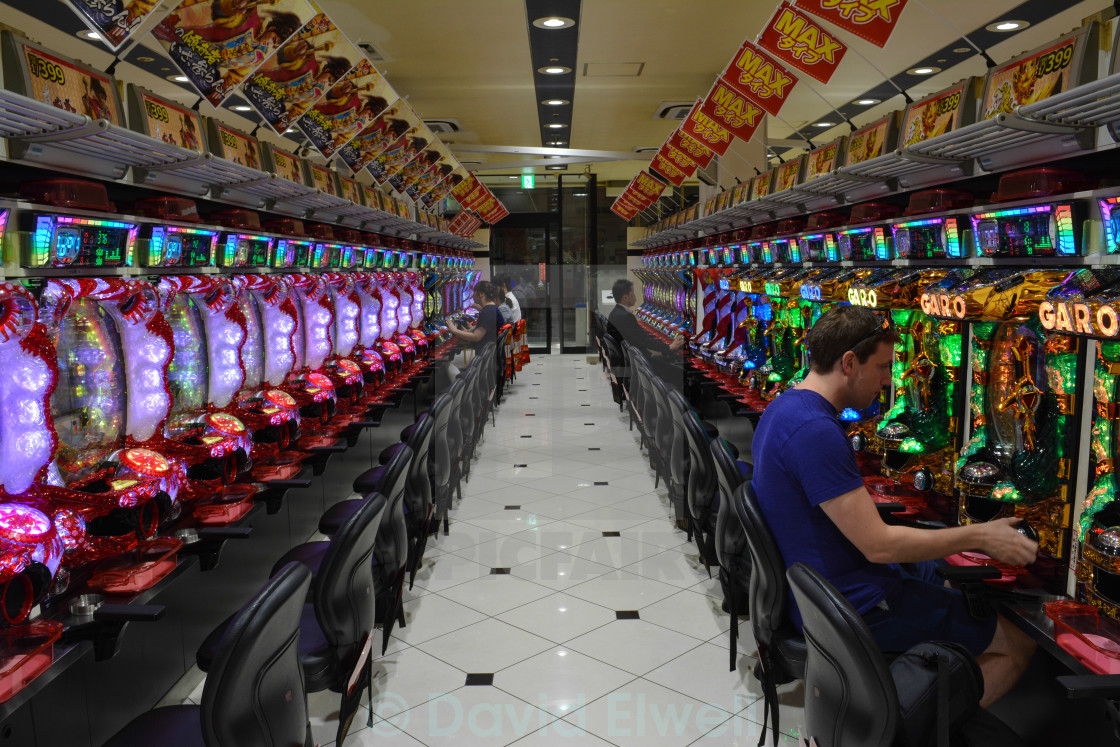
{"left": 490, "top": 214, "right": 556, "bottom": 354}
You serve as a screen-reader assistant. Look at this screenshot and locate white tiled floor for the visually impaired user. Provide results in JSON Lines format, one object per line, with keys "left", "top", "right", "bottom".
{"left": 162, "top": 354, "right": 806, "bottom": 746}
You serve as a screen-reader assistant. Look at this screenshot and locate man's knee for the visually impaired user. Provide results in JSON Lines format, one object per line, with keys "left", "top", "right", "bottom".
{"left": 987, "top": 614, "right": 1036, "bottom": 662}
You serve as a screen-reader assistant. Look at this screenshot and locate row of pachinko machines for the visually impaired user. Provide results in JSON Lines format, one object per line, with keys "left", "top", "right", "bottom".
{"left": 0, "top": 176, "right": 477, "bottom": 700}
{"left": 634, "top": 166, "right": 1120, "bottom": 680}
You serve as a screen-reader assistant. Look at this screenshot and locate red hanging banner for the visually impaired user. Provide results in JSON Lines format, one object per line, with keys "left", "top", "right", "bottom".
{"left": 795, "top": 0, "right": 909, "bottom": 48}
{"left": 698, "top": 80, "right": 766, "bottom": 144}
{"left": 633, "top": 171, "right": 668, "bottom": 204}
{"left": 611, "top": 199, "right": 639, "bottom": 221}
{"left": 680, "top": 101, "right": 734, "bottom": 157}
{"left": 650, "top": 143, "right": 696, "bottom": 187}
{"left": 758, "top": 2, "right": 848, "bottom": 84}
{"left": 722, "top": 40, "right": 799, "bottom": 117}
{"left": 668, "top": 129, "right": 715, "bottom": 169}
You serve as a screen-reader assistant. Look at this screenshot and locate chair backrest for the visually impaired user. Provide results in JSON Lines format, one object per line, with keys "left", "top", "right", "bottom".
{"left": 734, "top": 482, "right": 797, "bottom": 652}
{"left": 315, "top": 494, "right": 386, "bottom": 679}
{"left": 201, "top": 562, "right": 313, "bottom": 747}
{"left": 431, "top": 384, "right": 460, "bottom": 490}
{"left": 375, "top": 447, "right": 413, "bottom": 574}
{"left": 711, "top": 438, "right": 749, "bottom": 564}
{"left": 602, "top": 335, "right": 628, "bottom": 377}
{"left": 366, "top": 437, "right": 412, "bottom": 508}
{"left": 788, "top": 562, "right": 899, "bottom": 747}
{"left": 403, "top": 413, "right": 434, "bottom": 516}
{"left": 670, "top": 390, "right": 719, "bottom": 529}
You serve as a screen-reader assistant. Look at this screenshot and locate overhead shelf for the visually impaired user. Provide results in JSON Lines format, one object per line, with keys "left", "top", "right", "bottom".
{"left": 904, "top": 112, "right": 1091, "bottom": 163}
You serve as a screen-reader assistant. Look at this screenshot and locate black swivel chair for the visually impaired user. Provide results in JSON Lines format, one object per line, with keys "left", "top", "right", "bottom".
{"left": 107, "top": 563, "right": 313, "bottom": 747}
{"left": 788, "top": 562, "right": 1025, "bottom": 747}
{"left": 670, "top": 389, "right": 720, "bottom": 565}
{"left": 711, "top": 437, "right": 753, "bottom": 669}
{"left": 199, "top": 496, "right": 387, "bottom": 745}
{"left": 733, "top": 481, "right": 807, "bottom": 747}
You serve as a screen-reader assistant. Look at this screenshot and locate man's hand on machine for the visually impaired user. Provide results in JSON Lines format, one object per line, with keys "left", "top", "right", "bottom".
{"left": 669, "top": 334, "right": 686, "bottom": 352}
{"left": 977, "top": 517, "right": 1039, "bottom": 567}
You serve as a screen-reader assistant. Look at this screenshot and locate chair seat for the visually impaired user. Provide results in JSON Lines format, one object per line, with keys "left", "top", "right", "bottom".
{"left": 773, "top": 634, "right": 808, "bottom": 680}
{"left": 353, "top": 465, "right": 387, "bottom": 494}
{"left": 102, "top": 705, "right": 204, "bottom": 747}
{"left": 379, "top": 441, "right": 408, "bottom": 466}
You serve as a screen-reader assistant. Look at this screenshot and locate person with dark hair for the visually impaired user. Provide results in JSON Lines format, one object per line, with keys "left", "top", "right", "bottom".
{"left": 448, "top": 281, "right": 501, "bottom": 350}
{"left": 494, "top": 276, "right": 521, "bottom": 325}
{"left": 606, "top": 278, "right": 684, "bottom": 357}
{"left": 752, "top": 303, "right": 1036, "bottom": 707}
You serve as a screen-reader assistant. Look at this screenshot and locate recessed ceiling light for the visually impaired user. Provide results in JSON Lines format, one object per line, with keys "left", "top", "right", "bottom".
{"left": 814, "top": 122, "right": 834, "bottom": 127}
{"left": 546, "top": 123, "right": 567, "bottom": 129}
{"left": 953, "top": 47, "right": 972, "bottom": 53}
{"left": 542, "top": 99, "right": 569, "bottom": 106}
{"left": 906, "top": 66, "right": 940, "bottom": 76}
{"left": 137, "top": 55, "right": 153, "bottom": 62}
{"left": 533, "top": 16, "right": 575, "bottom": 29}
{"left": 855, "top": 98, "right": 880, "bottom": 106}
{"left": 573, "top": 193, "right": 587, "bottom": 197}
{"left": 538, "top": 65, "right": 571, "bottom": 75}
{"left": 987, "top": 20, "right": 1028, "bottom": 32}
{"left": 233, "top": 105, "right": 252, "bottom": 111}
{"left": 80, "top": 30, "right": 100, "bottom": 40}
{"left": 508, "top": 175, "right": 519, "bottom": 179}
{"left": 546, "top": 165, "right": 566, "bottom": 170}
{"left": 169, "top": 75, "right": 190, "bottom": 83}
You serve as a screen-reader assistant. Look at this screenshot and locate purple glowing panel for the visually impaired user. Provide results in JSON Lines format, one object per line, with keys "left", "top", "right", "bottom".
{"left": 330, "top": 286, "right": 360, "bottom": 357}
{"left": 238, "top": 291, "right": 265, "bottom": 390}
{"left": 355, "top": 282, "right": 381, "bottom": 346}
{"left": 164, "top": 294, "right": 209, "bottom": 435}
{"left": 0, "top": 287, "right": 53, "bottom": 496}
{"left": 251, "top": 286, "right": 297, "bottom": 386}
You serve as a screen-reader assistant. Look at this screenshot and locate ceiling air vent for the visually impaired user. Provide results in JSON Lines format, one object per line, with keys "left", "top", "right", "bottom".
{"left": 655, "top": 102, "right": 693, "bottom": 121}
{"left": 424, "top": 119, "right": 462, "bottom": 134}
{"left": 632, "top": 146, "right": 658, "bottom": 154}
{"left": 357, "top": 41, "right": 388, "bottom": 62}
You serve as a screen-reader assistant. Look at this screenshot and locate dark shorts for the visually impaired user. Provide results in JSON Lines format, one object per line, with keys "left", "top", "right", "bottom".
{"left": 862, "top": 560, "right": 998, "bottom": 657}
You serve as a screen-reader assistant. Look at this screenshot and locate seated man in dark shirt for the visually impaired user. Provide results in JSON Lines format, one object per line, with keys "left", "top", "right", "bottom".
{"left": 607, "top": 278, "right": 685, "bottom": 358}
{"left": 751, "top": 303, "right": 1036, "bottom": 707}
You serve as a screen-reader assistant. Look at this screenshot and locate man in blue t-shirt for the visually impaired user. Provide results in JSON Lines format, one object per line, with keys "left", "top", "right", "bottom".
{"left": 752, "top": 304, "right": 1036, "bottom": 707}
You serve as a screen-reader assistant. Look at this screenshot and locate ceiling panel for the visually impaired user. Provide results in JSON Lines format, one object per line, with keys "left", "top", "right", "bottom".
{"left": 0, "top": 0, "right": 1110, "bottom": 185}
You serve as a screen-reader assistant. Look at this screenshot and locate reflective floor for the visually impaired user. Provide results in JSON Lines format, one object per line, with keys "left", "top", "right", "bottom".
{"left": 164, "top": 353, "right": 803, "bottom": 746}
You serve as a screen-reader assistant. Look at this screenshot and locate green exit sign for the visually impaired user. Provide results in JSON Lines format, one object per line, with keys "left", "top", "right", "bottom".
{"left": 521, "top": 174, "right": 535, "bottom": 189}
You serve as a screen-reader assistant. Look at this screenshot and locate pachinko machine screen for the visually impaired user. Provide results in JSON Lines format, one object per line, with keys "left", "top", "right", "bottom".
{"left": 799, "top": 233, "right": 837, "bottom": 262}
{"left": 892, "top": 217, "right": 964, "bottom": 260}
{"left": 147, "top": 226, "right": 215, "bottom": 268}
{"left": 50, "top": 297, "right": 127, "bottom": 482}
{"left": 838, "top": 226, "right": 890, "bottom": 261}
{"left": 273, "top": 239, "right": 312, "bottom": 268}
{"left": 971, "top": 204, "right": 1076, "bottom": 257}
{"left": 218, "top": 233, "right": 273, "bottom": 268}
{"left": 27, "top": 214, "right": 137, "bottom": 268}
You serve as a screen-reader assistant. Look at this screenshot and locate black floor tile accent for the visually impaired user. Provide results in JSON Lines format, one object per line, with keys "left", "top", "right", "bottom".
{"left": 465, "top": 673, "right": 494, "bottom": 686}
{"left": 580, "top": 404, "right": 590, "bottom": 407}
{"left": 505, "top": 505, "right": 520, "bottom": 510}
{"left": 584, "top": 423, "right": 594, "bottom": 426}
{"left": 514, "top": 463, "right": 528, "bottom": 468}
{"left": 490, "top": 567, "right": 511, "bottom": 575}
{"left": 521, "top": 435, "right": 532, "bottom": 438}
{"left": 602, "top": 531, "right": 621, "bottom": 537}
{"left": 588, "top": 447, "right": 601, "bottom": 451}
{"left": 615, "top": 610, "right": 640, "bottom": 620}
{"left": 594, "top": 481, "right": 608, "bottom": 486}
{"left": 525, "top": 413, "right": 536, "bottom": 416}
